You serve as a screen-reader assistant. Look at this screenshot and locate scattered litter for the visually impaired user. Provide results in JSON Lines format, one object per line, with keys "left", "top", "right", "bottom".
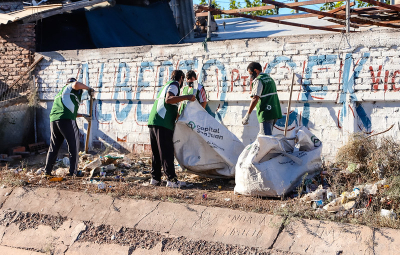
{"left": 119, "top": 162, "right": 131, "bottom": 168}
{"left": 62, "top": 157, "right": 70, "bottom": 167}
{"left": 35, "top": 168, "right": 44, "bottom": 175}
{"left": 4, "top": 192, "right": 10, "bottom": 196}
{"left": 380, "top": 209, "right": 397, "bottom": 220}
{"left": 312, "top": 199, "right": 323, "bottom": 209}
{"left": 224, "top": 198, "right": 231, "bottom": 202}
{"left": 111, "top": 235, "right": 115, "bottom": 240}
{"left": 55, "top": 168, "right": 69, "bottom": 176}
{"left": 105, "top": 164, "right": 116, "bottom": 171}
{"left": 49, "top": 177, "right": 63, "bottom": 182}
{"left": 83, "top": 158, "right": 102, "bottom": 171}
{"left": 202, "top": 193, "right": 207, "bottom": 199}
{"left": 97, "top": 182, "right": 106, "bottom": 190}
{"left": 301, "top": 185, "right": 326, "bottom": 202}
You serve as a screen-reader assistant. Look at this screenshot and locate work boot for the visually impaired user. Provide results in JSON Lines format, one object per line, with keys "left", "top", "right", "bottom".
{"left": 66, "top": 171, "right": 84, "bottom": 178}
{"left": 149, "top": 179, "right": 161, "bottom": 186}
{"left": 166, "top": 178, "right": 186, "bottom": 188}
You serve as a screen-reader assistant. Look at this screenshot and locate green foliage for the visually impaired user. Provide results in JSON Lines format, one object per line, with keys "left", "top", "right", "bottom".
{"left": 320, "top": 0, "right": 390, "bottom": 11}
{"left": 244, "top": 0, "right": 278, "bottom": 16}
{"left": 229, "top": 0, "right": 241, "bottom": 9}
{"left": 227, "top": 0, "right": 242, "bottom": 18}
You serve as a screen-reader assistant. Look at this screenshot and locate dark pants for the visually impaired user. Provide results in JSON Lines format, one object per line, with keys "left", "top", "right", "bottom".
{"left": 259, "top": 119, "right": 277, "bottom": 135}
{"left": 149, "top": 125, "right": 177, "bottom": 181}
{"left": 45, "top": 119, "right": 80, "bottom": 175}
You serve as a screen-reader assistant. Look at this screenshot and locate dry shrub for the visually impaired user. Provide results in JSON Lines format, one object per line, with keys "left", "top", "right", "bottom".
{"left": 334, "top": 134, "right": 400, "bottom": 183}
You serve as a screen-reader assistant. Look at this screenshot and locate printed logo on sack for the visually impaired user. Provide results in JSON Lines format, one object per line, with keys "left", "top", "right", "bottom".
{"left": 266, "top": 105, "right": 272, "bottom": 110}
{"left": 187, "top": 121, "right": 196, "bottom": 130}
{"left": 311, "top": 136, "right": 321, "bottom": 147}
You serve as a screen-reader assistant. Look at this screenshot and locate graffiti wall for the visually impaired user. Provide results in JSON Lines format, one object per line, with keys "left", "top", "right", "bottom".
{"left": 35, "top": 28, "right": 400, "bottom": 160}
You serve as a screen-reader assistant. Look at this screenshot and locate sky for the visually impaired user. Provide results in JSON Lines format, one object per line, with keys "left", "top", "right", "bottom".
{"left": 192, "top": 0, "right": 323, "bottom": 16}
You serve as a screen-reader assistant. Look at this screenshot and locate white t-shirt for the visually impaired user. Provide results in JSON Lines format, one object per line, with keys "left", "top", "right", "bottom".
{"left": 250, "top": 74, "right": 264, "bottom": 98}
{"left": 166, "top": 82, "right": 179, "bottom": 96}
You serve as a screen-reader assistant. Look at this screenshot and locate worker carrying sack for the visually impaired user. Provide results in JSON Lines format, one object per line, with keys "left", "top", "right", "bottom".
{"left": 234, "top": 126, "right": 322, "bottom": 197}
{"left": 173, "top": 101, "right": 245, "bottom": 177}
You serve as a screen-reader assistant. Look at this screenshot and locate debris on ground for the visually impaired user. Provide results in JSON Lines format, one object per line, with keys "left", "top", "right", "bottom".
{"left": 1, "top": 131, "right": 400, "bottom": 229}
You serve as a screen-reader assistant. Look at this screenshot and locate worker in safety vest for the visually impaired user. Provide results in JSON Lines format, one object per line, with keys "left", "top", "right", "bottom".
{"left": 44, "top": 78, "right": 94, "bottom": 177}
{"left": 242, "top": 62, "right": 282, "bottom": 135}
{"left": 178, "top": 70, "right": 207, "bottom": 116}
{"left": 147, "top": 70, "right": 195, "bottom": 188}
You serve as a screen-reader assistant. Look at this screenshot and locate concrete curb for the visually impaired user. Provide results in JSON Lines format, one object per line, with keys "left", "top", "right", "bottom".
{"left": 0, "top": 187, "right": 398, "bottom": 254}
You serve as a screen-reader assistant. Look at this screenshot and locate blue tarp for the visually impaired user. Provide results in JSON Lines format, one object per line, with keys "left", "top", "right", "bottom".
{"left": 85, "top": 2, "right": 181, "bottom": 48}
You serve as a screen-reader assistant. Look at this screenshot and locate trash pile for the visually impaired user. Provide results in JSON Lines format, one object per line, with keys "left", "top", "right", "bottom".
{"left": 234, "top": 126, "right": 323, "bottom": 197}
{"left": 77, "top": 152, "right": 153, "bottom": 188}
{"left": 298, "top": 134, "right": 400, "bottom": 221}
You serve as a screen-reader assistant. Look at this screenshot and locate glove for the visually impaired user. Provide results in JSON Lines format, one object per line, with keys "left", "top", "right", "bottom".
{"left": 242, "top": 113, "right": 250, "bottom": 125}
{"left": 88, "top": 88, "right": 94, "bottom": 96}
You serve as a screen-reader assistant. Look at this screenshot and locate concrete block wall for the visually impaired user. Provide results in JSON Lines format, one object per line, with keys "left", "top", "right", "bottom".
{"left": 35, "top": 28, "right": 400, "bottom": 160}
{"left": 0, "top": 23, "right": 35, "bottom": 87}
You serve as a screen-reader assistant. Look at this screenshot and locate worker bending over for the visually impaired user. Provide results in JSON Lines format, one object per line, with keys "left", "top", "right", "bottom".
{"left": 44, "top": 78, "right": 94, "bottom": 177}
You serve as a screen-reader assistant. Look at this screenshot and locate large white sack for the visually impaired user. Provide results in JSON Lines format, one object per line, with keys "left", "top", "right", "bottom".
{"left": 173, "top": 101, "right": 244, "bottom": 177}
{"left": 234, "top": 126, "right": 322, "bottom": 197}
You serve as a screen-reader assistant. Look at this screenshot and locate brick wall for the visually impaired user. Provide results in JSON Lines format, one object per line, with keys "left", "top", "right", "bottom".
{"left": 35, "top": 28, "right": 400, "bottom": 160}
{"left": 0, "top": 23, "right": 35, "bottom": 87}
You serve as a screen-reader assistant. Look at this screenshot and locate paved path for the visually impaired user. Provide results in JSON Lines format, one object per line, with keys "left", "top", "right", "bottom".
{"left": 0, "top": 187, "right": 398, "bottom": 254}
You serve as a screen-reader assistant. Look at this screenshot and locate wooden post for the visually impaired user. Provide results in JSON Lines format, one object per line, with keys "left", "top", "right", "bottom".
{"left": 85, "top": 94, "right": 93, "bottom": 153}
{"left": 346, "top": 0, "right": 350, "bottom": 33}
{"left": 284, "top": 73, "right": 295, "bottom": 137}
{"left": 207, "top": 0, "right": 212, "bottom": 40}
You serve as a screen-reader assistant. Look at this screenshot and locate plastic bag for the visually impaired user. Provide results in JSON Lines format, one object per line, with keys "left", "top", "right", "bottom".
{"left": 234, "top": 126, "right": 322, "bottom": 197}
{"left": 173, "top": 101, "right": 244, "bottom": 177}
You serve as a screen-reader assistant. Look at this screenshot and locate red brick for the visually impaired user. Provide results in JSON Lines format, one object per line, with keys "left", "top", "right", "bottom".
{"left": 12, "top": 146, "right": 25, "bottom": 154}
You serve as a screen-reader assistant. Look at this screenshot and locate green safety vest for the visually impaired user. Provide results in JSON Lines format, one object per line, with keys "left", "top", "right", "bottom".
{"left": 254, "top": 73, "right": 282, "bottom": 123}
{"left": 178, "top": 85, "right": 203, "bottom": 115}
{"left": 148, "top": 81, "right": 181, "bottom": 131}
{"left": 50, "top": 82, "right": 82, "bottom": 122}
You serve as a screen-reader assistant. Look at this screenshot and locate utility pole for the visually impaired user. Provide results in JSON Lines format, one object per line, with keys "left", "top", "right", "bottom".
{"left": 295, "top": 0, "right": 298, "bottom": 13}
{"left": 207, "top": 0, "right": 212, "bottom": 40}
{"left": 346, "top": 0, "right": 350, "bottom": 33}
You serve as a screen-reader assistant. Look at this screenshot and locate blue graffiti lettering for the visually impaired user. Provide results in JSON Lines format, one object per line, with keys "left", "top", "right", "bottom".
{"left": 96, "top": 100, "right": 112, "bottom": 122}
{"left": 275, "top": 109, "right": 299, "bottom": 128}
{"left": 114, "top": 63, "right": 132, "bottom": 122}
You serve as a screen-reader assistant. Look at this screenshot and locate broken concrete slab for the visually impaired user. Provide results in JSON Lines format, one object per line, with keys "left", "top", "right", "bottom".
{"left": 65, "top": 242, "right": 130, "bottom": 255}
{"left": 0, "top": 220, "right": 87, "bottom": 253}
{"left": 273, "top": 218, "right": 374, "bottom": 255}
{"left": 136, "top": 202, "right": 282, "bottom": 249}
{"left": 374, "top": 227, "right": 400, "bottom": 255}
{"left": 4, "top": 188, "right": 282, "bottom": 249}
{"left": 2, "top": 187, "right": 400, "bottom": 255}
{"left": 0, "top": 245, "right": 45, "bottom": 254}
{"left": 0, "top": 187, "right": 13, "bottom": 207}
{"left": 130, "top": 243, "right": 181, "bottom": 255}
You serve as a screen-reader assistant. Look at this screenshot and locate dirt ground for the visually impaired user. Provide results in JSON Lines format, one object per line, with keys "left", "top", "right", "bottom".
{"left": 1, "top": 143, "right": 399, "bottom": 230}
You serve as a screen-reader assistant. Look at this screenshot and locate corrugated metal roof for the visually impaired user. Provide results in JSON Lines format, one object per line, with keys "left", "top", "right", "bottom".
{"left": 0, "top": 0, "right": 108, "bottom": 25}
{"left": 0, "top": 5, "right": 62, "bottom": 25}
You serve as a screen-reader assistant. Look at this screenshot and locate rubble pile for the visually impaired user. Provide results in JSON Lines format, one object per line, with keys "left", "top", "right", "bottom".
{"left": 296, "top": 134, "right": 400, "bottom": 223}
